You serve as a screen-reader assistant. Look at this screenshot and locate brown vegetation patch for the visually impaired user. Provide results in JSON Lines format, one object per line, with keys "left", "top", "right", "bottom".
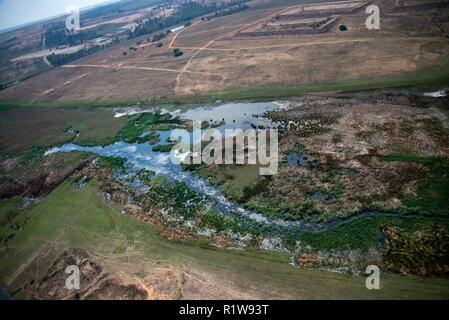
{"left": 160, "top": 228, "right": 194, "bottom": 242}
{"left": 297, "top": 253, "right": 319, "bottom": 268}
{"left": 382, "top": 223, "right": 449, "bottom": 276}
{"left": 78, "top": 165, "right": 112, "bottom": 183}
{"left": 212, "top": 233, "right": 231, "bottom": 248}
{"left": 111, "top": 191, "right": 130, "bottom": 205}
{"left": 122, "top": 204, "right": 143, "bottom": 216}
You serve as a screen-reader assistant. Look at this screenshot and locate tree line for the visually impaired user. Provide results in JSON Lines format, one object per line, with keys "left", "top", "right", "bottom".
{"left": 129, "top": 0, "right": 250, "bottom": 39}
{"left": 47, "top": 38, "right": 119, "bottom": 66}
{"left": 203, "top": 3, "right": 249, "bottom": 21}
{"left": 44, "top": 28, "right": 101, "bottom": 47}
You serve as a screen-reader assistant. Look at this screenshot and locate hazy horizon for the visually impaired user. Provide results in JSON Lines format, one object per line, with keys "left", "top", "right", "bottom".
{"left": 0, "top": 0, "right": 119, "bottom": 31}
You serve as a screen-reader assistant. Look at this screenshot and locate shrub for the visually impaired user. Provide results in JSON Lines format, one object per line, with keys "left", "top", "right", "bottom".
{"left": 332, "top": 133, "right": 343, "bottom": 144}
{"left": 173, "top": 48, "right": 184, "bottom": 57}
{"left": 152, "top": 143, "right": 177, "bottom": 152}
{"left": 97, "top": 156, "right": 126, "bottom": 169}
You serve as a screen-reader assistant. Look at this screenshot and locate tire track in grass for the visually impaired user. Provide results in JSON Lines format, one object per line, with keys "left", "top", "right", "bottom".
{"left": 103, "top": 206, "right": 115, "bottom": 230}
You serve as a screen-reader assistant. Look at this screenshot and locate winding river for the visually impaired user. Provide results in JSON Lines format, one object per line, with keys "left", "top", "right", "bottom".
{"left": 45, "top": 101, "right": 433, "bottom": 234}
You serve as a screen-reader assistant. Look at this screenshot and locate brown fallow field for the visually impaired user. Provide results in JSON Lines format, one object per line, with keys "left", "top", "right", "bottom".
{"left": 0, "top": 0, "right": 448, "bottom": 103}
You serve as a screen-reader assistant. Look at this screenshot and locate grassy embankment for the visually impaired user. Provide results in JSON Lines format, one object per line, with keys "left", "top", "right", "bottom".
{"left": 1, "top": 61, "right": 449, "bottom": 109}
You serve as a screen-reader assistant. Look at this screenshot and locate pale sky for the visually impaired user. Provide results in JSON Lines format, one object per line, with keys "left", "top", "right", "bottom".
{"left": 0, "top": 0, "right": 117, "bottom": 31}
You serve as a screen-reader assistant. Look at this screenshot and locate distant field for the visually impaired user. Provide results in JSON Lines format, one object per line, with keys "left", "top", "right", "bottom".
{"left": 0, "top": 0, "right": 447, "bottom": 103}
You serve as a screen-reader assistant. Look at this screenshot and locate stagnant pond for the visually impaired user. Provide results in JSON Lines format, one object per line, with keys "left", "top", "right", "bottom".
{"left": 46, "top": 102, "right": 415, "bottom": 233}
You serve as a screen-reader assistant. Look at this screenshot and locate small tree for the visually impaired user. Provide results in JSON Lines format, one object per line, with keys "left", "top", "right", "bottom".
{"left": 339, "top": 25, "right": 348, "bottom": 31}
{"left": 173, "top": 48, "right": 183, "bottom": 57}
